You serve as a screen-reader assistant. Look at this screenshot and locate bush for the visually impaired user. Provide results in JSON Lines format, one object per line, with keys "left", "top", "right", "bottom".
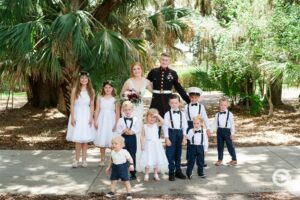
{"left": 249, "top": 94, "right": 264, "bottom": 115}
{"left": 178, "top": 67, "right": 220, "bottom": 91}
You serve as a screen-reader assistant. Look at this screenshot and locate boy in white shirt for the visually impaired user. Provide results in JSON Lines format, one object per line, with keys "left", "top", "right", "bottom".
{"left": 211, "top": 97, "right": 237, "bottom": 166}
{"left": 116, "top": 101, "right": 141, "bottom": 180}
{"left": 105, "top": 136, "right": 134, "bottom": 200}
{"left": 183, "top": 87, "right": 210, "bottom": 167}
{"left": 186, "top": 115, "right": 208, "bottom": 179}
{"left": 163, "top": 94, "right": 188, "bottom": 181}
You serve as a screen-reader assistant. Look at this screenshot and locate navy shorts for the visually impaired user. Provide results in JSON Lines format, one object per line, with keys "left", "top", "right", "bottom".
{"left": 110, "top": 163, "right": 129, "bottom": 181}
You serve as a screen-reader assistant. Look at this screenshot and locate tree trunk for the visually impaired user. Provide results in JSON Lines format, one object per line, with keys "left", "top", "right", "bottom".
{"left": 267, "top": 82, "right": 274, "bottom": 117}
{"left": 93, "top": 0, "right": 123, "bottom": 23}
{"left": 27, "top": 76, "right": 59, "bottom": 108}
{"left": 58, "top": 67, "right": 74, "bottom": 116}
{"left": 270, "top": 75, "right": 283, "bottom": 106}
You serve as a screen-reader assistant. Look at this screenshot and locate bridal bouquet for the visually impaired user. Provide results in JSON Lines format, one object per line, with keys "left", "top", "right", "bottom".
{"left": 121, "top": 89, "right": 142, "bottom": 105}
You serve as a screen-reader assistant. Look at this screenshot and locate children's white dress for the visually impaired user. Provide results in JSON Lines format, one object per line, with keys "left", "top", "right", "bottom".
{"left": 66, "top": 90, "right": 95, "bottom": 143}
{"left": 139, "top": 124, "right": 168, "bottom": 171}
{"left": 94, "top": 96, "right": 117, "bottom": 147}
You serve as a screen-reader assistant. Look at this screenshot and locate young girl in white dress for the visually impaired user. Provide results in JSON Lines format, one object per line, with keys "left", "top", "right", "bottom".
{"left": 139, "top": 108, "right": 168, "bottom": 181}
{"left": 66, "top": 71, "right": 95, "bottom": 168}
{"left": 94, "top": 80, "right": 120, "bottom": 166}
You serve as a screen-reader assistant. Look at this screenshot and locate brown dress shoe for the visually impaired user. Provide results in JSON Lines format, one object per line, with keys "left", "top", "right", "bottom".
{"left": 227, "top": 160, "right": 237, "bottom": 166}
{"left": 214, "top": 160, "right": 223, "bottom": 166}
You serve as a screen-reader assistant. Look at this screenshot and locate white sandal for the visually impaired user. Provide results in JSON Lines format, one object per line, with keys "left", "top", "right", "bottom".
{"left": 144, "top": 174, "right": 149, "bottom": 181}
{"left": 154, "top": 173, "right": 160, "bottom": 181}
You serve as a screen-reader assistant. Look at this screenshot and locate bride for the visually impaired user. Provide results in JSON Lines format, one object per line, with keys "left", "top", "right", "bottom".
{"left": 121, "top": 62, "right": 152, "bottom": 172}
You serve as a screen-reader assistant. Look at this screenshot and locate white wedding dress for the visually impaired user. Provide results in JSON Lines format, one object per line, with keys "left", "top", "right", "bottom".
{"left": 128, "top": 78, "right": 147, "bottom": 172}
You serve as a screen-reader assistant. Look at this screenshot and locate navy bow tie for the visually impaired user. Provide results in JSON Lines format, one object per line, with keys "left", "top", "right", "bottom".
{"left": 125, "top": 117, "right": 133, "bottom": 121}
{"left": 173, "top": 110, "right": 180, "bottom": 114}
{"left": 219, "top": 111, "right": 226, "bottom": 114}
{"left": 195, "top": 130, "right": 202, "bottom": 133}
{"left": 191, "top": 103, "right": 198, "bottom": 106}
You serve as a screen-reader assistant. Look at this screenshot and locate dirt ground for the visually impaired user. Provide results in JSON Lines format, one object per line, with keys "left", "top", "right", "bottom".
{"left": 0, "top": 94, "right": 299, "bottom": 150}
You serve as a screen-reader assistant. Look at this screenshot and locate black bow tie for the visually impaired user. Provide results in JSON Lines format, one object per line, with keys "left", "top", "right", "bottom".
{"left": 125, "top": 117, "right": 133, "bottom": 121}
{"left": 195, "top": 130, "right": 202, "bottom": 133}
{"left": 173, "top": 110, "right": 180, "bottom": 114}
{"left": 191, "top": 103, "right": 198, "bottom": 106}
{"left": 219, "top": 111, "right": 226, "bottom": 114}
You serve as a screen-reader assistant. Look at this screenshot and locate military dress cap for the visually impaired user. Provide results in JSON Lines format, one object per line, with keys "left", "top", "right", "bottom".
{"left": 187, "top": 87, "right": 203, "bottom": 96}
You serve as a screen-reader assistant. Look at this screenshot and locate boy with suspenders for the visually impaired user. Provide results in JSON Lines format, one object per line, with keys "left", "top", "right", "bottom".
{"left": 186, "top": 115, "right": 209, "bottom": 179}
{"left": 211, "top": 97, "right": 237, "bottom": 166}
{"left": 116, "top": 101, "right": 141, "bottom": 180}
{"left": 183, "top": 87, "right": 210, "bottom": 166}
{"left": 163, "top": 94, "right": 188, "bottom": 181}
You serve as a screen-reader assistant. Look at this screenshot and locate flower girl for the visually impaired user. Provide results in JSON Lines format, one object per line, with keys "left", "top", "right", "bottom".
{"left": 94, "top": 80, "right": 120, "bottom": 166}
{"left": 139, "top": 108, "right": 168, "bottom": 181}
{"left": 66, "top": 71, "right": 95, "bottom": 168}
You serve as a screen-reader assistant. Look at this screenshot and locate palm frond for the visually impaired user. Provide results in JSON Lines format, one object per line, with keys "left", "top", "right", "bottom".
{"left": 51, "top": 10, "right": 94, "bottom": 58}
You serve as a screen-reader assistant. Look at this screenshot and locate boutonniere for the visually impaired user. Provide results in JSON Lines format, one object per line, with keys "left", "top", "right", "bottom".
{"left": 167, "top": 73, "right": 173, "bottom": 81}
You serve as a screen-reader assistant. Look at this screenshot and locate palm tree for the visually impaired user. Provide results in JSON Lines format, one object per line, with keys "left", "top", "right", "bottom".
{"left": 0, "top": 0, "right": 193, "bottom": 115}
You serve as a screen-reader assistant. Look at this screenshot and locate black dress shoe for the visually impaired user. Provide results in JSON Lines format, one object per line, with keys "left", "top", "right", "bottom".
{"left": 198, "top": 174, "right": 206, "bottom": 178}
{"left": 187, "top": 174, "right": 192, "bottom": 179}
{"left": 169, "top": 173, "right": 175, "bottom": 181}
{"left": 130, "top": 175, "right": 137, "bottom": 180}
{"left": 175, "top": 171, "right": 186, "bottom": 179}
{"left": 204, "top": 163, "right": 207, "bottom": 167}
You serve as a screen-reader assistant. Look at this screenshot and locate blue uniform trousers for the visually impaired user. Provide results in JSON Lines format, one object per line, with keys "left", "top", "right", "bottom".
{"left": 186, "top": 145, "right": 204, "bottom": 176}
{"left": 166, "top": 129, "right": 183, "bottom": 173}
{"left": 122, "top": 134, "right": 137, "bottom": 174}
{"left": 217, "top": 128, "right": 236, "bottom": 161}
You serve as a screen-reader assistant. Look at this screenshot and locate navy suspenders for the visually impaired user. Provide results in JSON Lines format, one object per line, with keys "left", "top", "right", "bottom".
{"left": 124, "top": 118, "right": 133, "bottom": 129}
{"left": 187, "top": 104, "right": 201, "bottom": 121}
{"left": 169, "top": 111, "right": 182, "bottom": 129}
{"left": 191, "top": 129, "right": 203, "bottom": 145}
{"left": 217, "top": 111, "right": 230, "bottom": 128}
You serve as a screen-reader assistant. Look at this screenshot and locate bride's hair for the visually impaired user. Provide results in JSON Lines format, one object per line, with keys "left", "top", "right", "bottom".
{"left": 130, "top": 62, "right": 144, "bottom": 77}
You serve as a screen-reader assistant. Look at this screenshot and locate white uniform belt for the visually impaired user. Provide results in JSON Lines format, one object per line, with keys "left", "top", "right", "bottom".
{"left": 153, "top": 90, "right": 172, "bottom": 94}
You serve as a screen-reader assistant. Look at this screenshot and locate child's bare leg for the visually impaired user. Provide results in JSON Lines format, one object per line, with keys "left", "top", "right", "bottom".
{"left": 153, "top": 166, "right": 160, "bottom": 181}
{"left": 100, "top": 147, "right": 106, "bottom": 161}
{"left": 153, "top": 167, "right": 158, "bottom": 174}
{"left": 75, "top": 143, "right": 81, "bottom": 161}
{"left": 111, "top": 180, "right": 117, "bottom": 193}
{"left": 145, "top": 167, "right": 149, "bottom": 175}
{"left": 81, "top": 143, "right": 87, "bottom": 161}
{"left": 124, "top": 181, "right": 131, "bottom": 193}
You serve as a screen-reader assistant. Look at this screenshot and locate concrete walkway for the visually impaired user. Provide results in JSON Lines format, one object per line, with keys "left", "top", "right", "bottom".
{"left": 0, "top": 146, "right": 299, "bottom": 198}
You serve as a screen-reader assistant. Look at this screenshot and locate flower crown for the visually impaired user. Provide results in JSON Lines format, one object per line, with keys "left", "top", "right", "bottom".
{"left": 78, "top": 71, "right": 90, "bottom": 77}
{"left": 102, "top": 80, "right": 114, "bottom": 87}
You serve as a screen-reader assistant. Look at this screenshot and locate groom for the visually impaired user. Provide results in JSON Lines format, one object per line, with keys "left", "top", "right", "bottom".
{"left": 147, "top": 53, "right": 190, "bottom": 136}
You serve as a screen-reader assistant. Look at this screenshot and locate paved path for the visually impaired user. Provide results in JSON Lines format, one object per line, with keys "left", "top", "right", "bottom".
{"left": 0, "top": 146, "right": 299, "bottom": 198}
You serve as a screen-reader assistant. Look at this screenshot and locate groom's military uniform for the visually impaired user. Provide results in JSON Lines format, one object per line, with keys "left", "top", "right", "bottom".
{"left": 147, "top": 67, "right": 190, "bottom": 117}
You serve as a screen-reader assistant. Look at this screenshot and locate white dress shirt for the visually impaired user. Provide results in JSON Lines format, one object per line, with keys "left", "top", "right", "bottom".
{"left": 186, "top": 128, "right": 209, "bottom": 152}
{"left": 116, "top": 116, "right": 141, "bottom": 135}
{"left": 163, "top": 109, "right": 188, "bottom": 138}
{"left": 210, "top": 110, "right": 235, "bottom": 134}
{"left": 111, "top": 149, "right": 132, "bottom": 164}
{"left": 184, "top": 103, "right": 210, "bottom": 129}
